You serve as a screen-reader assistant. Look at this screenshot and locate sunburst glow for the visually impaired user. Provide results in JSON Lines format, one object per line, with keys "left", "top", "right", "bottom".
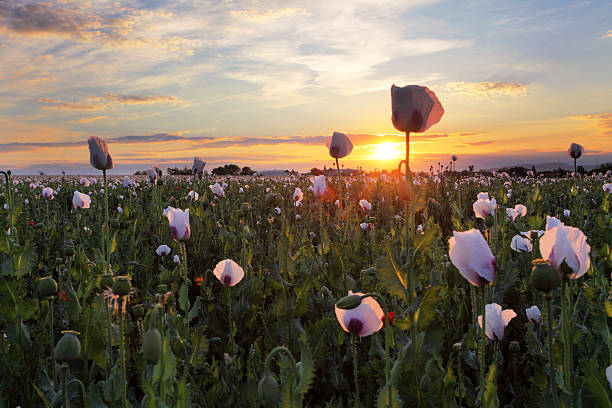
{"left": 372, "top": 142, "right": 404, "bottom": 161}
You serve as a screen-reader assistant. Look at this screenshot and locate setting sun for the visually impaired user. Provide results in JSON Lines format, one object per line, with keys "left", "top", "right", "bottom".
{"left": 372, "top": 142, "right": 404, "bottom": 161}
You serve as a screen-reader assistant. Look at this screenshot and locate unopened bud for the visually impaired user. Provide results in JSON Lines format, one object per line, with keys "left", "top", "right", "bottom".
{"left": 258, "top": 373, "right": 279, "bottom": 407}
{"left": 336, "top": 294, "right": 363, "bottom": 310}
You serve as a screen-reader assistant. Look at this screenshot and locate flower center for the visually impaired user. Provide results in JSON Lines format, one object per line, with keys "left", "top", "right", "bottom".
{"left": 223, "top": 275, "right": 232, "bottom": 286}
{"left": 347, "top": 318, "right": 363, "bottom": 336}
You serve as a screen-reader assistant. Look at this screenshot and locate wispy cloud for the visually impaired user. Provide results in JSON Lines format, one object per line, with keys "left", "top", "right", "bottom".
{"left": 568, "top": 112, "right": 612, "bottom": 135}
{"left": 38, "top": 97, "right": 105, "bottom": 110}
{"left": 447, "top": 81, "right": 527, "bottom": 97}
{"left": 38, "top": 94, "right": 180, "bottom": 110}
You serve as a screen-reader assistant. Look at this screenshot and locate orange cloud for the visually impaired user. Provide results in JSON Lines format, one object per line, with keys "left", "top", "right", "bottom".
{"left": 38, "top": 97, "right": 105, "bottom": 110}
{"left": 104, "top": 94, "right": 179, "bottom": 105}
{"left": 448, "top": 81, "right": 527, "bottom": 97}
{"left": 568, "top": 112, "right": 612, "bottom": 135}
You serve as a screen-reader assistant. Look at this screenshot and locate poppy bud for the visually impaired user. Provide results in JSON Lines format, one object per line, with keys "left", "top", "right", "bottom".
{"left": 63, "top": 246, "right": 75, "bottom": 257}
{"left": 38, "top": 276, "right": 58, "bottom": 298}
{"left": 132, "top": 304, "right": 144, "bottom": 318}
{"left": 54, "top": 330, "right": 81, "bottom": 363}
{"left": 143, "top": 329, "right": 162, "bottom": 364}
{"left": 99, "top": 274, "right": 114, "bottom": 290}
{"left": 112, "top": 276, "right": 132, "bottom": 296}
{"left": 531, "top": 259, "right": 560, "bottom": 292}
{"left": 335, "top": 294, "right": 363, "bottom": 310}
{"left": 258, "top": 373, "right": 279, "bottom": 407}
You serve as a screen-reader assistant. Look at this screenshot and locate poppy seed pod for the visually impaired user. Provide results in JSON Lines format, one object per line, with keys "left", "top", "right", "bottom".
{"left": 531, "top": 259, "right": 560, "bottom": 292}
{"left": 335, "top": 294, "right": 363, "bottom": 310}
{"left": 88, "top": 136, "right": 113, "bottom": 170}
{"left": 328, "top": 131, "right": 353, "bottom": 159}
{"left": 143, "top": 329, "right": 162, "bottom": 364}
{"left": 568, "top": 143, "right": 583, "bottom": 159}
{"left": 37, "top": 276, "right": 58, "bottom": 298}
{"left": 258, "top": 373, "right": 279, "bottom": 407}
{"left": 99, "top": 274, "right": 114, "bottom": 289}
{"left": 391, "top": 84, "right": 444, "bottom": 133}
{"left": 132, "top": 304, "right": 144, "bottom": 318}
{"left": 54, "top": 330, "right": 81, "bottom": 363}
{"left": 112, "top": 276, "right": 132, "bottom": 296}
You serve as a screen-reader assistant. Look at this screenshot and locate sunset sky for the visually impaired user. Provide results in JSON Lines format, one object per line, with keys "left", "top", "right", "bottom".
{"left": 0, "top": 0, "right": 611, "bottom": 174}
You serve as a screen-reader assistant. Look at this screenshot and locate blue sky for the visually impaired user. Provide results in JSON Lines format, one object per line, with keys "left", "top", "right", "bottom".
{"left": 0, "top": 0, "right": 610, "bottom": 174}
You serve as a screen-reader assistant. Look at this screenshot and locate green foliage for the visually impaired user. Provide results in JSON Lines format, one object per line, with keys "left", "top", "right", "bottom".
{"left": 0, "top": 172, "right": 610, "bottom": 407}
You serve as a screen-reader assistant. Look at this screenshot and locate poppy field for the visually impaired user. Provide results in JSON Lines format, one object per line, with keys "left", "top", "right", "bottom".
{"left": 1, "top": 163, "right": 611, "bottom": 408}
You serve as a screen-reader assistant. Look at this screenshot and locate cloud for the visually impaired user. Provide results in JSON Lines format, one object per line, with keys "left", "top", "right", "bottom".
{"left": 447, "top": 81, "right": 527, "bottom": 97}
{"left": 0, "top": 1, "right": 198, "bottom": 53}
{"left": 568, "top": 112, "right": 612, "bottom": 135}
{"left": 70, "top": 115, "right": 109, "bottom": 123}
{"left": 38, "top": 97, "right": 105, "bottom": 110}
{"left": 603, "top": 29, "right": 612, "bottom": 38}
{"left": 38, "top": 94, "right": 180, "bottom": 110}
{"left": 230, "top": 8, "right": 311, "bottom": 23}
{"left": 102, "top": 94, "right": 179, "bottom": 105}
{"left": 0, "top": 2, "right": 130, "bottom": 42}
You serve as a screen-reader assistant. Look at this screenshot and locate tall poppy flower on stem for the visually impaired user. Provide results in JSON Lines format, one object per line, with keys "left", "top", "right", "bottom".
{"left": 336, "top": 291, "right": 394, "bottom": 408}
{"left": 568, "top": 143, "right": 583, "bottom": 175}
{"left": 449, "top": 228, "right": 496, "bottom": 396}
{"left": 391, "top": 85, "right": 444, "bottom": 310}
{"left": 540, "top": 225, "right": 590, "bottom": 406}
{"left": 531, "top": 259, "right": 561, "bottom": 407}
{"left": 328, "top": 131, "right": 353, "bottom": 210}
{"left": 88, "top": 136, "right": 113, "bottom": 276}
{"left": 213, "top": 259, "right": 245, "bottom": 353}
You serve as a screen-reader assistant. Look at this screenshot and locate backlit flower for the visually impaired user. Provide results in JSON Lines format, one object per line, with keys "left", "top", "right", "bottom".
{"left": 165, "top": 208, "right": 190, "bottom": 241}
{"left": 391, "top": 85, "right": 444, "bottom": 132}
{"left": 449, "top": 229, "right": 496, "bottom": 286}
{"left": 540, "top": 224, "right": 590, "bottom": 279}
{"left": 478, "top": 303, "right": 516, "bottom": 341}
{"left": 88, "top": 136, "right": 113, "bottom": 170}
{"left": 213, "top": 259, "right": 245, "bottom": 286}
{"left": 72, "top": 191, "right": 91, "bottom": 209}
{"left": 335, "top": 291, "right": 384, "bottom": 337}
{"left": 328, "top": 131, "right": 353, "bottom": 159}
{"left": 525, "top": 306, "right": 541, "bottom": 324}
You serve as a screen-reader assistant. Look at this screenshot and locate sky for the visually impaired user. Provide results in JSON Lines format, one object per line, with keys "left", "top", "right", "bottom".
{"left": 0, "top": 0, "right": 611, "bottom": 175}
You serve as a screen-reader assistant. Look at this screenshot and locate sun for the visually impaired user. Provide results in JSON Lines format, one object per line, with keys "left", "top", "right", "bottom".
{"left": 372, "top": 142, "right": 403, "bottom": 161}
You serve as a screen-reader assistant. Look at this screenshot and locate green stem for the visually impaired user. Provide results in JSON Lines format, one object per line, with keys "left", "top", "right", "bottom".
{"left": 561, "top": 280, "right": 573, "bottom": 406}
{"left": 49, "top": 299, "right": 57, "bottom": 390}
{"left": 62, "top": 366, "right": 68, "bottom": 408}
{"left": 480, "top": 286, "right": 486, "bottom": 395}
{"left": 352, "top": 336, "right": 360, "bottom": 408}
{"left": 546, "top": 295, "right": 559, "bottom": 408}
{"left": 335, "top": 157, "right": 343, "bottom": 211}
{"left": 66, "top": 379, "right": 87, "bottom": 408}
{"left": 120, "top": 300, "right": 127, "bottom": 408}
{"left": 103, "top": 169, "right": 110, "bottom": 275}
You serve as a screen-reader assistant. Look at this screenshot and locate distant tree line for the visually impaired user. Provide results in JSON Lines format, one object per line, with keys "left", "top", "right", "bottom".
{"left": 212, "top": 165, "right": 255, "bottom": 176}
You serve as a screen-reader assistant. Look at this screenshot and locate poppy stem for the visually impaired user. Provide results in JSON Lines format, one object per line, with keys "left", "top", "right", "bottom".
{"left": 479, "top": 286, "right": 486, "bottom": 397}
{"left": 48, "top": 298, "right": 57, "bottom": 389}
{"left": 335, "top": 157, "right": 343, "bottom": 211}
{"left": 103, "top": 169, "right": 110, "bottom": 275}
{"left": 62, "top": 365, "right": 68, "bottom": 408}
{"left": 119, "top": 298, "right": 128, "bottom": 408}
{"left": 561, "top": 279, "right": 573, "bottom": 406}
{"left": 352, "top": 335, "right": 360, "bottom": 408}
{"left": 546, "top": 295, "right": 559, "bottom": 408}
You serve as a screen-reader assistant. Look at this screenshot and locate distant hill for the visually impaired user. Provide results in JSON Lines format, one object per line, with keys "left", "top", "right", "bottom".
{"left": 485, "top": 162, "right": 602, "bottom": 172}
